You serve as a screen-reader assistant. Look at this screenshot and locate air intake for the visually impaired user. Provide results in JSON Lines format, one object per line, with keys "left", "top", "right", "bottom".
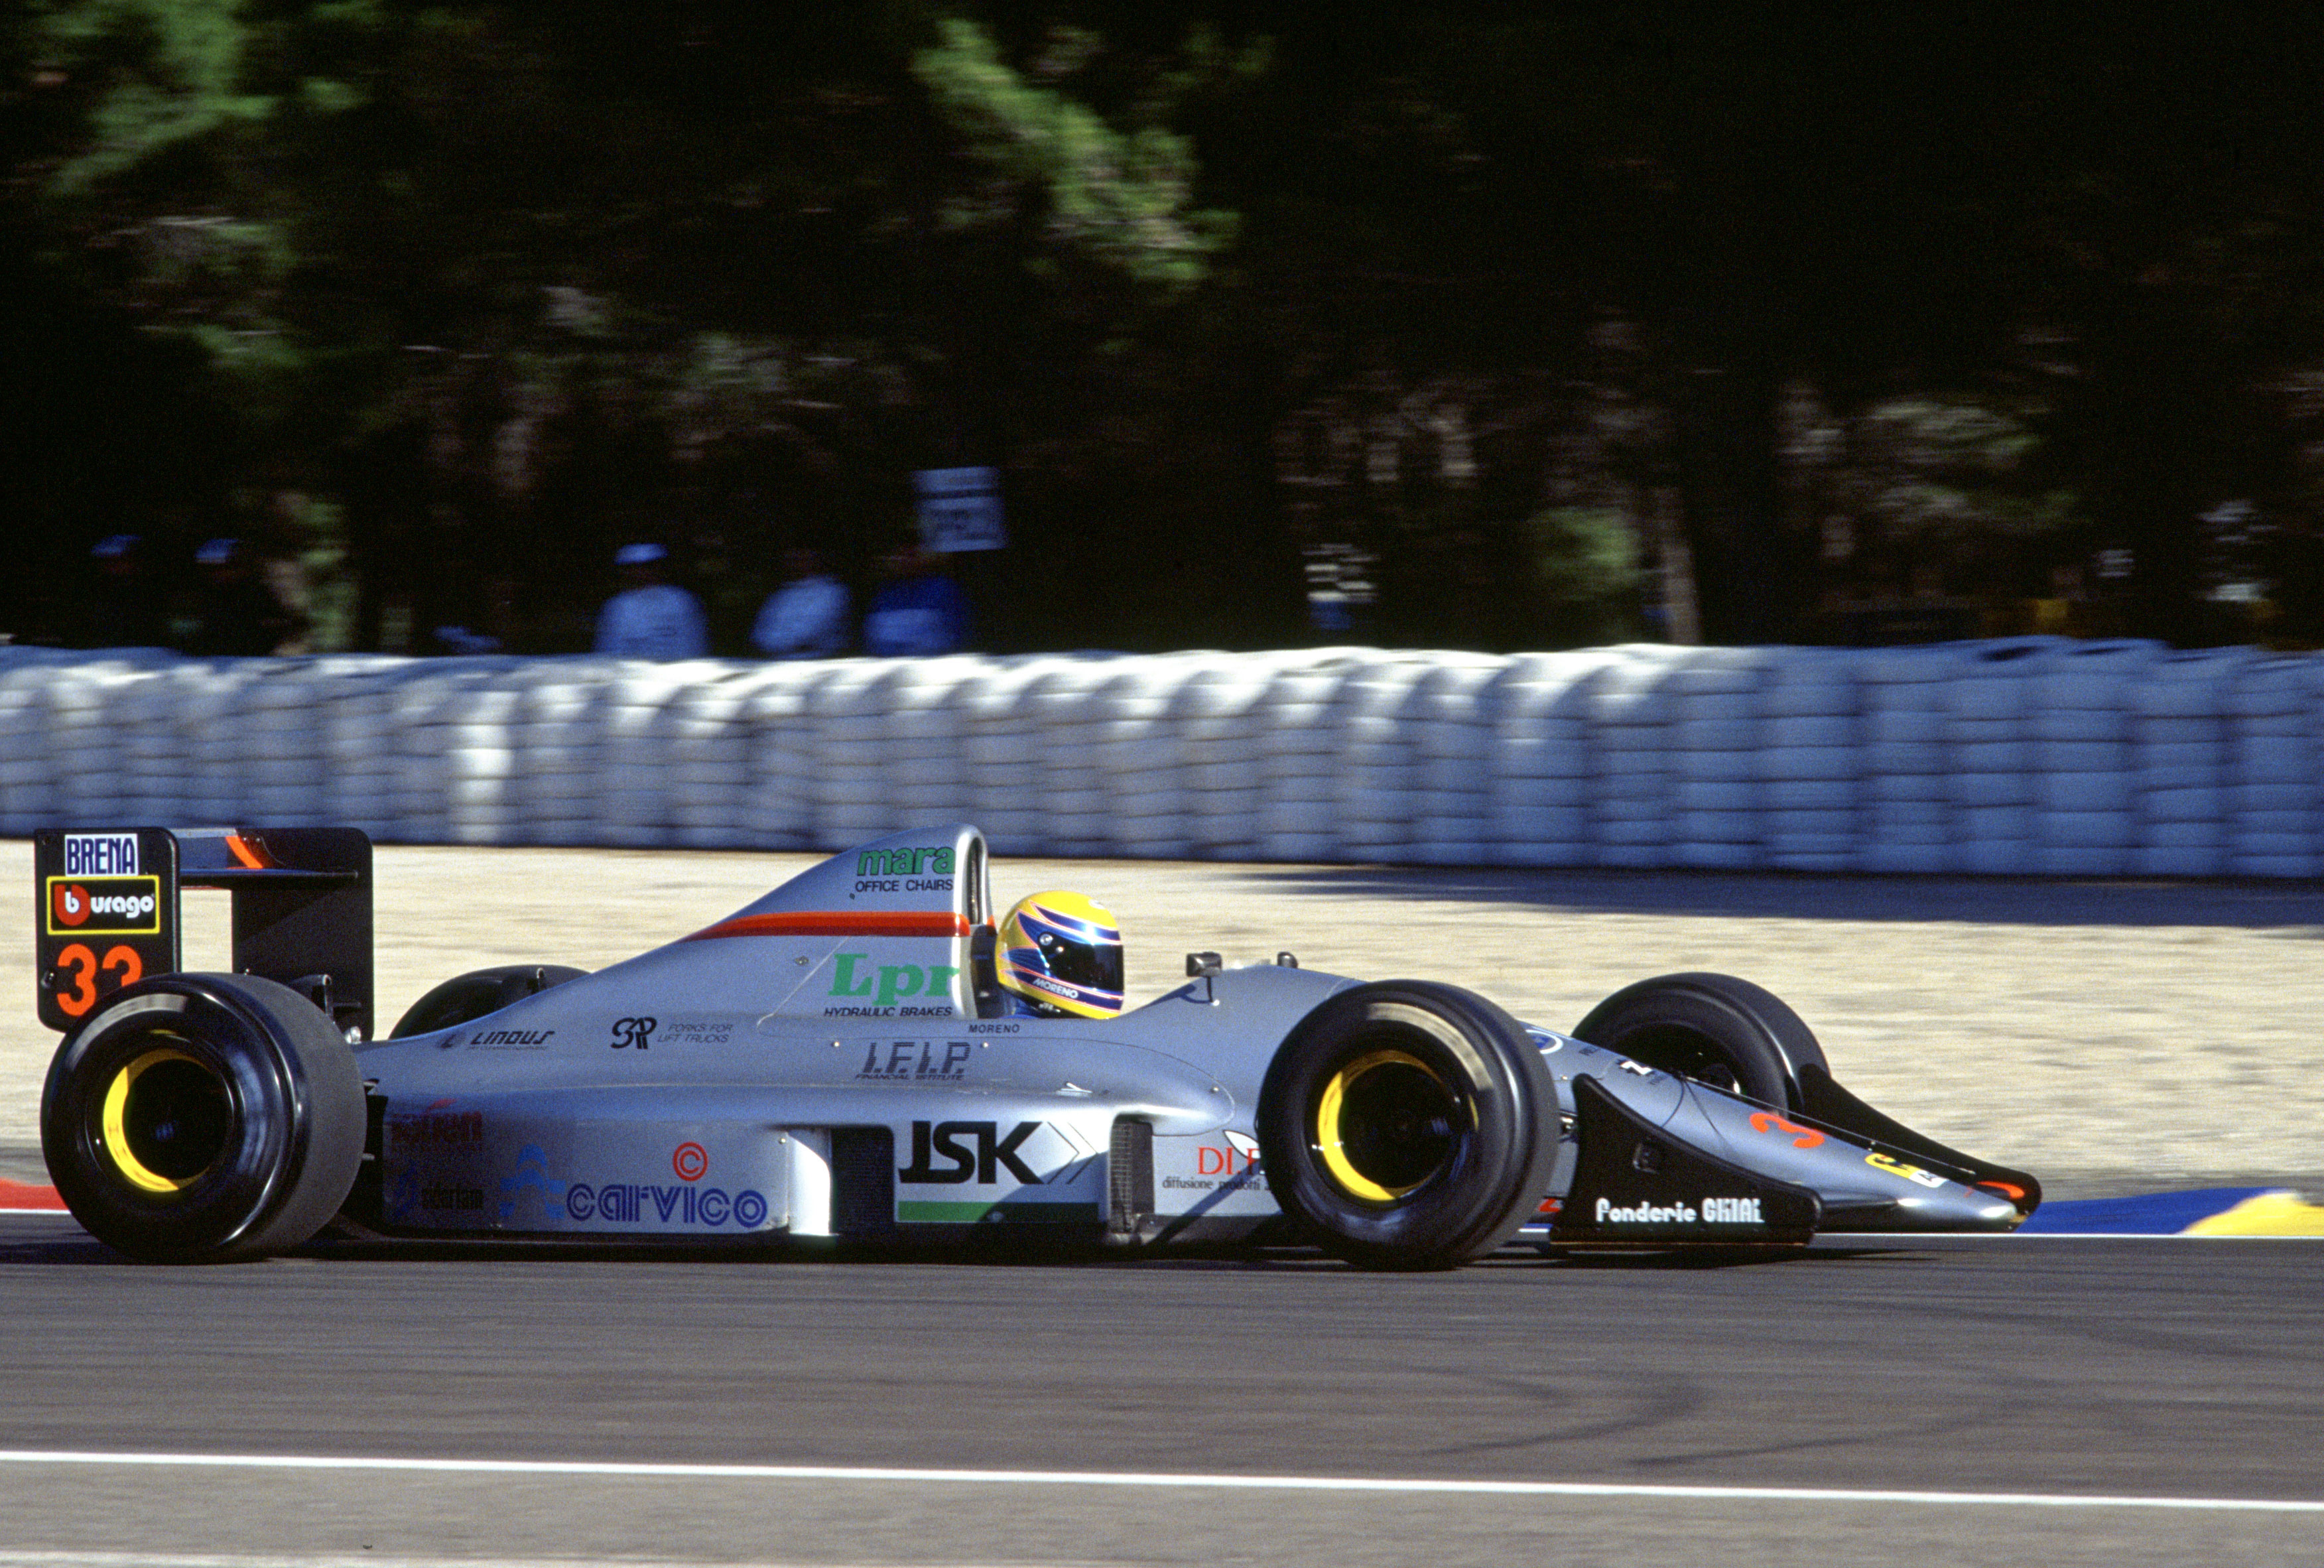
{"left": 830, "top": 1126, "right": 896, "bottom": 1235}
{"left": 1108, "top": 1118, "right": 1154, "bottom": 1240}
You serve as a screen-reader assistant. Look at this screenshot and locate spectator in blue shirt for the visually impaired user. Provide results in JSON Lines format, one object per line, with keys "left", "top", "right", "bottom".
{"left": 595, "top": 542, "right": 709, "bottom": 659}
{"left": 862, "top": 543, "right": 971, "bottom": 657}
{"left": 751, "top": 547, "right": 853, "bottom": 659}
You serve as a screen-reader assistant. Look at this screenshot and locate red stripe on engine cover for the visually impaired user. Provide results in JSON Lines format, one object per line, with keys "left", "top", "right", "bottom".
{"left": 684, "top": 911, "right": 972, "bottom": 942}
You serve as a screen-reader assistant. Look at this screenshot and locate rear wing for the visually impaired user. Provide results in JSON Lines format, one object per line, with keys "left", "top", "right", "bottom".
{"left": 34, "top": 827, "right": 373, "bottom": 1041}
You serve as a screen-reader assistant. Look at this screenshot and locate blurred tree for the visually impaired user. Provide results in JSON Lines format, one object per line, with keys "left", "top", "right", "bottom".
{"left": 18, "top": 2, "right": 2324, "bottom": 653}
{"left": 13, "top": 1, "right": 1305, "bottom": 649}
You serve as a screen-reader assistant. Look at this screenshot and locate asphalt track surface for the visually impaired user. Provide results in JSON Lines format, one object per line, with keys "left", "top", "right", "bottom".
{"left": 2, "top": 1214, "right": 2321, "bottom": 1567}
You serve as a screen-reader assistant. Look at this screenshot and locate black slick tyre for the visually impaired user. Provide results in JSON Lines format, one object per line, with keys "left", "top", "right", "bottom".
{"left": 389, "top": 964, "right": 587, "bottom": 1038}
{"left": 1258, "top": 980, "right": 1557, "bottom": 1270}
{"left": 40, "top": 973, "right": 367, "bottom": 1263}
{"left": 1571, "top": 972, "right": 1829, "bottom": 1110}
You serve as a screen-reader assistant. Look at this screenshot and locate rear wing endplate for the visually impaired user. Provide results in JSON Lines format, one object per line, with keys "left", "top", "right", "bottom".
{"left": 34, "top": 827, "right": 373, "bottom": 1041}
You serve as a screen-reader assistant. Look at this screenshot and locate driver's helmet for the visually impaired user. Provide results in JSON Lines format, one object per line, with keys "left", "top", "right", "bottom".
{"left": 996, "top": 891, "right": 1124, "bottom": 1019}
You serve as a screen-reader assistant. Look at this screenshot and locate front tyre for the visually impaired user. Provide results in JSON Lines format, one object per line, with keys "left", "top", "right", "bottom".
{"left": 1571, "top": 972, "right": 1829, "bottom": 1110}
{"left": 1258, "top": 981, "right": 1557, "bottom": 1270}
{"left": 41, "top": 974, "right": 366, "bottom": 1263}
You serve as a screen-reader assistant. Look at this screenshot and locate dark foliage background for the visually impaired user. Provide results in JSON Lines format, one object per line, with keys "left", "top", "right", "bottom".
{"left": 11, "top": 3, "right": 2324, "bottom": 653}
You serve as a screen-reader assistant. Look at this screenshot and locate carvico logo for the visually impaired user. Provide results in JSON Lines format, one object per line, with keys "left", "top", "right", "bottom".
{"left": 45, "top": 876, "right": 161, "bottom": 936}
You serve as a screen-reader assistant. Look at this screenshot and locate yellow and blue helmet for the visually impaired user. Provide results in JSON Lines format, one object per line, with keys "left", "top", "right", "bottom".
{"left": 996, "top": 890, "right": 1124, "bottom": 1019}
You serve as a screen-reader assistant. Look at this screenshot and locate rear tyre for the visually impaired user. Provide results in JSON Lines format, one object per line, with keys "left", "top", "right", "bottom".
{"left": 41, "top": 974, "right": 366, "bottom": 1262}
{"left": 389, "top": 964, "right": 587, "bottom": 1038}
{"left": 1571, "top": 972, "right": 1829, "bottom": 1110}
{"left": 1258, "top": 981, "right": 1557, "bottom": 1270}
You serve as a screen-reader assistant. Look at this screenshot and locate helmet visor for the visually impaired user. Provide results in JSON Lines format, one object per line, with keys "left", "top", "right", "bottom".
{"left": 1045, "top": 937, "right": 1123, "bottom": 998}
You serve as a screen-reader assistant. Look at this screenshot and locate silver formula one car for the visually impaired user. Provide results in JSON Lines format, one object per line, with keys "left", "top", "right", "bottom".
{"left": 31, "top": 823, "right": 2037, "bottom": 1268}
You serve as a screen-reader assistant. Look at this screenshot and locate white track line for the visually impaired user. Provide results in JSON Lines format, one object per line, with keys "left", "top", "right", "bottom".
{"left": 0, "top": 1449, "right": 2315, "bottom": 1513}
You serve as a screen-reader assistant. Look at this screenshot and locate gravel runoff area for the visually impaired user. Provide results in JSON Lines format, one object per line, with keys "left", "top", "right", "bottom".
{"left": 5, "top": 837, "right": 2320, "bottom": 1199}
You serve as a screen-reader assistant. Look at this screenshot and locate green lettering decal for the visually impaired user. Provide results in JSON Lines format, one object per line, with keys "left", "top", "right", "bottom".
{"left": 875, "top": 964, "right": 925, "bottom": 1006}
{"left": 828, "top": 952, "right": 875, "bottom": 996}
{"left": 858, "top": 845, "right": 952, "bottom": 878}
{"left": 927, "top": 964, "right": 960, "bottom": 1000}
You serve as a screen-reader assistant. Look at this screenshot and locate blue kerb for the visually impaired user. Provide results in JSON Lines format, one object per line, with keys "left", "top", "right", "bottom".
{"left": 2016, "top": 1187, "right": 2278, "bottom": 1235}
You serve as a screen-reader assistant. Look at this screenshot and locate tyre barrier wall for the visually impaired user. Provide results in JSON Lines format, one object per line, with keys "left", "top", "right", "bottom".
{"left": 3, "top": 637, "right": 2323, "bottom": 876}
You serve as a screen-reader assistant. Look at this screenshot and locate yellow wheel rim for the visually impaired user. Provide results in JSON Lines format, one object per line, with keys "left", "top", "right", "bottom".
{"left": 99, "top": 1047, "right": 217, "bottom": 1194}
{"left": 1315, "top": 1048, "right": 1456, "bottom": 1203}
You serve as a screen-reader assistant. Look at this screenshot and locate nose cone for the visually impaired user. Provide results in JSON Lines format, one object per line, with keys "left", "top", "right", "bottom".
{"left": 1667, "top": 1080, "right": 2035, "bottom": 1234}
{"left": 1821, "top": 1183, "right": 2028, "bottom": 1234}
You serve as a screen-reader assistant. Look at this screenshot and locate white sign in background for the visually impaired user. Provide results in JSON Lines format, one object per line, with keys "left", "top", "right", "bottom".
{"left": 913, "top": 466, "right": 1008, "bottom": 553}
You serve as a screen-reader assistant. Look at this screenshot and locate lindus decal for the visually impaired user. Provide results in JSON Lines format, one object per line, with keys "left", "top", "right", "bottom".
{"left": 1591, "top": 1196, "right": 1768, "bottom": 1226}
{"left": 464, "top": 1028, "right": 552, "bottom": 1048}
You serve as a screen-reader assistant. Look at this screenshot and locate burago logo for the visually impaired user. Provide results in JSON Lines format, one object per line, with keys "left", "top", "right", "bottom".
{"left": 44, "top": 876, "right": 160, "bottom": 936}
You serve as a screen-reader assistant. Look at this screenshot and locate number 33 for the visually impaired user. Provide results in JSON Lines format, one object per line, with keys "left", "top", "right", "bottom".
{"left": 54, "top": 943, "right": 143, "bottom": 1017}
